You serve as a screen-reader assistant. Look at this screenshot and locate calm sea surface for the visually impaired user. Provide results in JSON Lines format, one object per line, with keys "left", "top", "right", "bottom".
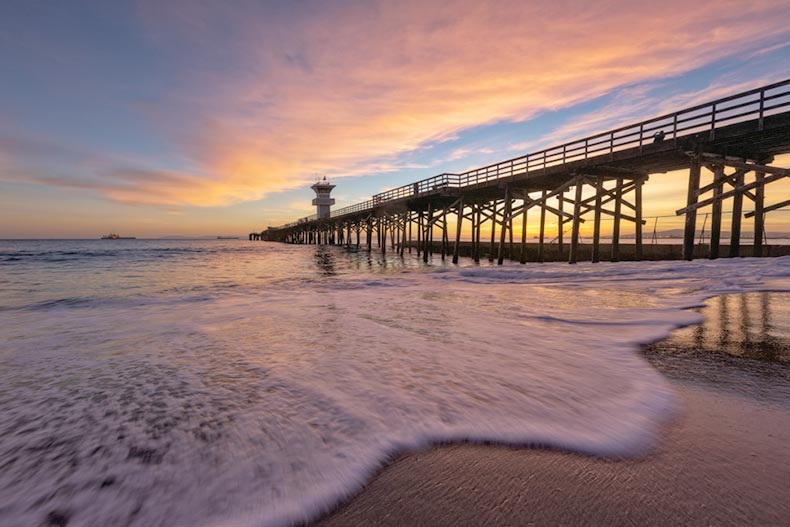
{"left": 1, "top": 239, "right": 788, "bottom": 527}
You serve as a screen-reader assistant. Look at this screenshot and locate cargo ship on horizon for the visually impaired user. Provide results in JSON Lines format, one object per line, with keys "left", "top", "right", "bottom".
{"left": 100, "top": 233, "right": 136, "bottom": 239}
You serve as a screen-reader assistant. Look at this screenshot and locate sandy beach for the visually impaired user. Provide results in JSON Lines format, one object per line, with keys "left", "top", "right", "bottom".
{"left": 316, "top": 293, "right": 790, "bottom": 526}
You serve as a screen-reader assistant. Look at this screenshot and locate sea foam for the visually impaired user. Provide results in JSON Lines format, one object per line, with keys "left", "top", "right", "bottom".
{"left": 1, "top": 254, "right": 789, "bottom": 527}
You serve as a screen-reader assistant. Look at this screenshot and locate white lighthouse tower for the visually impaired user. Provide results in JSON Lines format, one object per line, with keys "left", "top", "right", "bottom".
{"left": 311, "top": 176, "right": 335, "bottom": 219}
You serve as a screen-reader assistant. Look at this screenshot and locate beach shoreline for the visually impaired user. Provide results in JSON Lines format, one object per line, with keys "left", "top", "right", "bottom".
{"left": 2, "top": 245, "right": 788, "bottom": 527}
{"left": 314, "top": 293, "right": 790, "bottom": 527}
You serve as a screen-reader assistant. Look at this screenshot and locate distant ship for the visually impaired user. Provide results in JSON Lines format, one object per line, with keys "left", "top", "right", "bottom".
{"left": 100, "top": 233, "right": 136, "bottom": 239}
{"left": 217, "top": 236, "right": 240, "bottom": 239}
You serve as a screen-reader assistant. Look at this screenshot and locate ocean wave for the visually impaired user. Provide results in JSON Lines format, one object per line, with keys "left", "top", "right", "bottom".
{"left": 0, "top": 254, "right": 789, "bottom": 527}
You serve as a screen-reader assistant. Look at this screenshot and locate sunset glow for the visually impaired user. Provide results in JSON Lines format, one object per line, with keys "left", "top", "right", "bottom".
{"left": 2, "top": 4, "right": 790, "bottom": 525}
{"left": 1, "top": 0, "right": 789, "bottom": 237}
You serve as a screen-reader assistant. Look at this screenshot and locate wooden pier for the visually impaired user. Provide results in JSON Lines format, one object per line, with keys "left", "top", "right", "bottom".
{"left": 257, "top": 80, "right": 790, "bottom": 264}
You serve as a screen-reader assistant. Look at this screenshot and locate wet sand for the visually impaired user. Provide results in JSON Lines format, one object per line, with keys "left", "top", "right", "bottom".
{"left": 314, "top": 292, "right": 790, "bottom": 526}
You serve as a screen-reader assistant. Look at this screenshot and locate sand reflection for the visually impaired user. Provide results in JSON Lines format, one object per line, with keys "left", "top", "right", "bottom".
{"left": 655, "top": 292, "right": 789, "bottom": 364}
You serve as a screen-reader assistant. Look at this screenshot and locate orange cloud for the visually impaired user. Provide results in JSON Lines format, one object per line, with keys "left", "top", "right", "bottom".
{"left": 131, "top": 0, "right": 789, "bottom": 208}
{"left": 11, "top": 0, "right": 790, "bottom": 212}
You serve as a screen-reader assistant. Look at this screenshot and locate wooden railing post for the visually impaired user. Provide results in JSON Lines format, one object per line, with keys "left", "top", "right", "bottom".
{"left": 758, "top": 89, "right": 765, "bottom": 131}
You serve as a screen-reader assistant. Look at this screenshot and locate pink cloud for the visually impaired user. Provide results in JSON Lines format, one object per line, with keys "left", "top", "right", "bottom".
{"left": 11, "top": 0, "right": 790, "bottom": 210}
{"left": 134, "top": 0, "right": 789, "bottom": 206}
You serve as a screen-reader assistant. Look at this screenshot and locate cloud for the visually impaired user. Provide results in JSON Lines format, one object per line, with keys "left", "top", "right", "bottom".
{"left": 142, "top": 0, "right": 789, "bottom": 204}
{"left": 0, "top": 135, "right": 198, "bottom": 205}
{"left": 7, "top": 0, "right": 790, "bottom": 209}
{"left": 506, "top": 74, "right": 785, "bottom": 154}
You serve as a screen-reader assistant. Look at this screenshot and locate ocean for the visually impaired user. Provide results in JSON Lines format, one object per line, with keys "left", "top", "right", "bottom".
{"left": 1, "top": 239, "right": 789, "bottom": 527}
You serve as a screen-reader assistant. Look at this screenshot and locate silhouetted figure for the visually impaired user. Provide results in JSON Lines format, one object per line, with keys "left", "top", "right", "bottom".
{"left": 653, "top": 130, "right": 665, "bottom": 144}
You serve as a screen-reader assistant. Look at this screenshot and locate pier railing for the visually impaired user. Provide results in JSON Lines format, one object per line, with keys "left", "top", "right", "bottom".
{"left": 275, "top": 79, "right": 790, "bottom": 229}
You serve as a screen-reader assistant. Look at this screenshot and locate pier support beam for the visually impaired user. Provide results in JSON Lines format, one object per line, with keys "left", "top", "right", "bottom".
{"left": 441, "top": 209, "right": 448, "bottom": 260}
{"left": 592, "top": 177, "right": 603, "bottom": 263}
{"left": 400, "top": 214, "right": 407, "bottom": 257}
{"left": 489, "top": 200, "right": 497, "bottom": 262}
{"left": 474, "top": 204, "right": 481, "bottom": 263}
{"left": 753, "top": 170, "right": 765, "bottom": 257}
{"left": 538, "top": 190, "right": 547, "bottom": 263}
{"left": 381, "top": 218, "right": 387, "bottom": 256}
{"left": 611, "top": 177, "right": 623, "bottom": 262}
{"left": 417, "top": 211, "right": 422, "bottom": 257}
{"left": 709, "top": 165, "right": 724, "bottom": 259}
{"left": 366, "top": 216, "right": 373, "bottom": 252}
{"left": 453, "top": 198, "right": 464, "bottom": 264}
{"left": 729, "top": 170, "right": 744, "bottom": 257}
{"left": 520, "top": 189, "right": 528, "bottom": 264}
{"left": 423, "top": 203, "right": 433, "bottom": 263}
{"left": 635, "top": 177, "right": 644, "bottom": 261}
{"left": 683, "top": 155, "right": 702, "bottom": 261}
{"left": 498, "top": 188, "right": 511, "bottom": 265}
{"left": 569, "top": 177, "right": 584, "bottom": 264}
{"left": 557, "top": 191, "right": 564, "bottom": 258}
{"left": 428, "top": 207, "right": 435, "bottom": 260}
{"left": 408, "top": 214, "right": 412, "bottom": 254}
{"left": 508, "top": 198, "right": 514, "bottom": 260}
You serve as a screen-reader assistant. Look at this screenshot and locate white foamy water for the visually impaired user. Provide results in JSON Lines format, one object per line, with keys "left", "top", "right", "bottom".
{"left": 1, "top": 241, "right": 789, "bottom": 527}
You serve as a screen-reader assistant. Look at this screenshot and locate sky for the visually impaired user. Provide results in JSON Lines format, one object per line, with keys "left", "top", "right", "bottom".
{"left": 1, "top": 0, "right": 789, "bottom": 238}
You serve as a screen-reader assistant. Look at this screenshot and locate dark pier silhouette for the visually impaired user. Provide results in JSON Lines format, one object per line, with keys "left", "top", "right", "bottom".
{"left": 256, "top": 80, "right": 790, "bottom": 264}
